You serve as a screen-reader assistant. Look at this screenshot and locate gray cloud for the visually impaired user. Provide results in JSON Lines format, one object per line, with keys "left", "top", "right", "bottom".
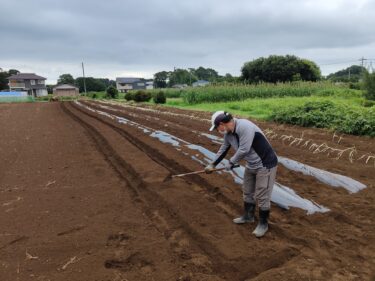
{"left": 1, "top": 0, "right": 374, "bottom": 83}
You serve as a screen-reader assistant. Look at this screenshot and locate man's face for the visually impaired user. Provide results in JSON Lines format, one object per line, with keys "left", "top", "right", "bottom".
{"left": 217, "top": 120, "right": 234, "bottom": 134}
{"left": 217, "top": 123, "right": 227, "bottom": 134}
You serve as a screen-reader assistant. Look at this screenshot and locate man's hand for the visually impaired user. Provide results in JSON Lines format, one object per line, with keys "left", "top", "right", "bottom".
{"left": 205, "top": 163, "right": 215, "bottom": 174}
{"left": 225, "top": 161, "right": 235, "bottom": 171}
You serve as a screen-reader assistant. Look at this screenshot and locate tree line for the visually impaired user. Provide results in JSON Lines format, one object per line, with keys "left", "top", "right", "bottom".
{"left": 154, "top": 55, "right": 323, "bottom": 88}
{"left": 153, "top": 67, "right": 238, "bottom": 88}
{"left": 56, "top": 74, "right": 116, "bottom": 93}
{"left": 1, "top": 54, "right": 370, "bottom": 93}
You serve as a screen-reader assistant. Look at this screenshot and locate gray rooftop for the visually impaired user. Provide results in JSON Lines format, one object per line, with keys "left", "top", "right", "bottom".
{"left": 8, "top": 73, "right": 46, "bottom": 80}
{"left": 53, "top": 84, "right": 78, "bottom": 90}
{"left": 116, "top": 77, "right": 142, "bottom": 83}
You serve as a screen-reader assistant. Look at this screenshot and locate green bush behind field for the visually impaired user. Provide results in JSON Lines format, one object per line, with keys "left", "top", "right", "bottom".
{"left": 86, "top": 91, "right": 126, "bottom": 99}
{"left": 163, "top": 94, "right": 374, "bottom": 136}
{"left": 126, "top": 90, "right": 166, "bottom": 104}
{"left": 137, "top": 88, "right": 183, "bottom": 99}
{"left": 147, "top": 82, "right": 358, "bottom": 104}
{"left": 271, "top": 101, "right": 375, "bottom": 136}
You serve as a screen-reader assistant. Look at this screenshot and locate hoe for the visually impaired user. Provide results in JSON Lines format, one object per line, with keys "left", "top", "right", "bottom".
{"left": 165, "top": 164, "right": 240, "bottom": 181}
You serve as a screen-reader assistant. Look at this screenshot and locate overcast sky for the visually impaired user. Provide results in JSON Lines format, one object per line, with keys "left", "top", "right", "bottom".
{"left": 1, "top": 0, "right": 374, "bottom": 83}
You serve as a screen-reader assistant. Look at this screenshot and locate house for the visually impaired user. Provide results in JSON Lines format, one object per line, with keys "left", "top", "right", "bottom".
{"left": 116, "top": 77, "right": 153, "bottom": 93}
{"left": 192, "top": 80, "right": 210, "bottom": 87}
{"left": 53, "top": 84, "right": 79, "bottom": 97}
{"left": 8, "top": 73, "right": 47, "bottom": 97}
{"left": 145, "top": 80, "right": 154, "bottom": 89}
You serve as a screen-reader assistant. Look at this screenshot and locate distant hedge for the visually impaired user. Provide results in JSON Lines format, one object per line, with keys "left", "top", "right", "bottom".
{"left": 124, "top": 90, "right": 150, "bottom": 102}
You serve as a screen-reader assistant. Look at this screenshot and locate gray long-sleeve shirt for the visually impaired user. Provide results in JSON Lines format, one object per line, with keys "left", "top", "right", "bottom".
{"left": 213, "top": 118, "right": 278, "bottom": 169}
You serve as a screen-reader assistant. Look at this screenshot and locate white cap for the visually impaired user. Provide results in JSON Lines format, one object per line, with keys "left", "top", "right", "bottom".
{"left": 209, "top": 110, "right": 226, "bottom": 131}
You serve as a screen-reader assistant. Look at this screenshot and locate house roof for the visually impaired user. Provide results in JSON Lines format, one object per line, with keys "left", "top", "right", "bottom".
{"left": 7, "top": 73, "right": 46, "bottom": 80}
{"left": 116, "top": 77, "right": 142, "bottom": 83}
{"left": 53, "top": 84, "right": 78, "bottom": 90}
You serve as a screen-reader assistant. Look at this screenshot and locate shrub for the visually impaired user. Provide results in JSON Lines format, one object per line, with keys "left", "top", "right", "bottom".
{"left": 363, "top": 72, "right": 375, "bottom": 100}
{"left": 92, "top": 93, "right": 97, "bottom": 99}
{"left": 348, "top": 82, "right": 361, "bottom": 90}
{"left": 363, "top": 100, "right": 375, "bottom": 107}
{"left": 124, "top": 92, "right": 134, "bottom": 101}
{"left": 133, "top": 90, "right": 151, "bottom": 102}
{"left": 105, "top": 86, "right": 118, "bottom": 99}
{"left": 271, "top": 101, "right": 375, "bottom": 136}
{"left": 153, "top": 91, "right": 166, "bottom": 104}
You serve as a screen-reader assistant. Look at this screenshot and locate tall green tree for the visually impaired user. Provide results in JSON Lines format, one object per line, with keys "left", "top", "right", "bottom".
{"left": 241, "top": 55, "right": 321, "bottom": 83}
{"left": 8, "top": 69, "right": 20, "bottom": 76}
{"left": 57, "top": 74, "right": 75, "bottom": 85}
{"left": 75, "top": 77, "right": 106, "bottom": 92}
{"left": 99, "top": 78, "right": 116, "bottom": 88}
{"left": 0, "top": 72, "right": 8, "bottom": 91}
{"left": 154, "top": 71, "right": 170, "bottom": 88}
{"left": 326, "top": 65, "right": 367, "bottom": 82}
{"left": 0, "top": 68, "right": 20, "bottom": 91}
{"left": 193, "top": 66, "right": 219, "bottom": 81}
{"left": 168, "top": 68, "right": 197, "bottom": 86}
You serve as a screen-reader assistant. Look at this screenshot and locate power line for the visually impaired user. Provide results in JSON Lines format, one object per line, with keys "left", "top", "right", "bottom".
{"left": 317, "top": 58, "right": 375, "bottom": 66}
{"left": 318, "top": 60, "right": 359, "bottom": 66}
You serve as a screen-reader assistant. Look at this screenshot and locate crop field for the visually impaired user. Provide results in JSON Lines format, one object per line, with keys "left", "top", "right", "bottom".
{"left": 144, "top": 82, "right": 357, "bottom": 102}
{"left": 153, "top": 83, "right": 374, "bottom": 136}
{"left": 0, "top": 100, "right": 373, "bottom": 280}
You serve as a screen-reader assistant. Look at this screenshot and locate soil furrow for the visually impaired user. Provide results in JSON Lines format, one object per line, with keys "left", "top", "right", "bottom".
{"left": 62, "top": 101, "right": 301, "bottom": 280}
{"left": 72, "top": 101, "right": 245, "bottom": 215}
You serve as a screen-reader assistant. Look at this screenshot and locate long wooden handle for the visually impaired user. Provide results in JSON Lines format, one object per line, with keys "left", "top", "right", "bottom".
{"left": 171, "top": 167, "right": 226, "bottom": 178}
{"left": 171, "top": 164, "right": 239, "bottom": 178}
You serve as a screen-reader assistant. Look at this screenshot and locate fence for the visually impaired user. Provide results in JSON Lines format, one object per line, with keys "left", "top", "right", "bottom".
{"left": 0, "top": 91, "right": 34, "bottom": 103}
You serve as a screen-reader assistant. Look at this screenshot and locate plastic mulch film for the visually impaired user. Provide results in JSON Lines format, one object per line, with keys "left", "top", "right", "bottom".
{"left": 278, "top": 156, "right": 366, "bottom": 193}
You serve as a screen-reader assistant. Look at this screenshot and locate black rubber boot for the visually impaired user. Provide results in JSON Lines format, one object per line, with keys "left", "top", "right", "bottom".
{"left": 252, "top": 209, "right": 269, "bottom": 238}
{"left": 233, "top": 202, "right": 255, "bottom": 224}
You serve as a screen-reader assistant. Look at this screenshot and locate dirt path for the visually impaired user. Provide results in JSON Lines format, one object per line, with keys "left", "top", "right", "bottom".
{"left": 0, "top": 101, "right": 374, "bottom": 280}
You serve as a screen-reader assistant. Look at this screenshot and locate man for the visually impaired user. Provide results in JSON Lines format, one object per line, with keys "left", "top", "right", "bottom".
{"left": 205, "top": 111, "right": 278, "bottom": 238}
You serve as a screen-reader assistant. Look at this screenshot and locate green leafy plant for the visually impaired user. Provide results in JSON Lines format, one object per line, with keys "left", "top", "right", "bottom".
{"left": 124, "top": 92, "right": 134, "bottom": 101}
{"left": 153, "top": 91, "right": 166, "bottom": 104}
{"left": 133, "top": 90, "right": 151, "bottom": 102}
{"left": 105, "top": 86, "right": 118, "bottom": 99}
{"left": 363, "top": 72, "right": 375, "bottom": 101}
{"left": 271, "top": 101, "right": 375, "bottom": 136}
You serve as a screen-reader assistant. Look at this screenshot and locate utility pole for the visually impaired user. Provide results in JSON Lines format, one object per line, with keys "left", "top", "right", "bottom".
{"left": 359, "top": 57, "right": 367, "bottom": 68}
{"left": 348, "top": 67, "right": 351, "bottom": 80}
{"left": 82, "top": 62, "right": 87, "bottom": 95}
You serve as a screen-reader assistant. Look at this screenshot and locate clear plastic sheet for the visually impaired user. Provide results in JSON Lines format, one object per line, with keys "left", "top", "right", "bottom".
{"left": 278, "top": 157, "right": 366, "bottom": 193}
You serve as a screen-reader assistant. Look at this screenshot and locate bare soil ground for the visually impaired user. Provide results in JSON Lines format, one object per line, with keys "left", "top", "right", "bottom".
{"left": 0, "top": 101, "right": 374, "bottom": 281}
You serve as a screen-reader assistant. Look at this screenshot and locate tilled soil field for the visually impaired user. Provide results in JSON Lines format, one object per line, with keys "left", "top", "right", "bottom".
{"left": 0, "top": 101, "right": 374, "bottom": 281}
